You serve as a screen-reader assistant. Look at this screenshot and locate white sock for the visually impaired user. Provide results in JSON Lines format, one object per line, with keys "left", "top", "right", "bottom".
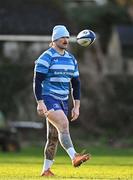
{"left": 42, "top": 159, "right": 54, "bottom": 172}
{"left": 66, "top": 147, "right": 77, "bottom": 160}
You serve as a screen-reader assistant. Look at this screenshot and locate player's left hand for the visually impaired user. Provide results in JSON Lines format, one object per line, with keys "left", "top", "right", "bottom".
{"left": 71, "top": 107, "right": 79, "bottom": 121}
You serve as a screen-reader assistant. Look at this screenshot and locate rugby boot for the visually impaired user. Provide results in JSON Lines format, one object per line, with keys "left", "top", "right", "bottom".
{"left": 41, "top": 168, "right": 54, "bottom": 176}
{"left": 72, "top": 153, "right": 91, "bottom": 167}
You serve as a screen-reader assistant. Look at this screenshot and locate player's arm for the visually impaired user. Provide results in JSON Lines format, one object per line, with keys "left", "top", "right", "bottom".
{"left": 33, "top": 72, "right": 48, "bottom": 117}
{"left": 71, "top": 77, "right": 80, "bottom": 121}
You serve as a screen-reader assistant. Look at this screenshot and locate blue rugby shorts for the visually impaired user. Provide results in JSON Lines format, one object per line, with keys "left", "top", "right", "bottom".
{"left": 42, "top": 95, "right": 68, "bottom": 116}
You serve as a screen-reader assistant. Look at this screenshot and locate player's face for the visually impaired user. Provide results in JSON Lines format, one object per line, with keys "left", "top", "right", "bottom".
{"left": 55, "top": 37, "right": 69, "bottom": 50}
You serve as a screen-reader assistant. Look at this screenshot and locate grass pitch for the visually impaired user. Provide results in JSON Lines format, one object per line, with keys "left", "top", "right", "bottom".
{"left": 0, "top": 146, "right": 133, "bottom": 179}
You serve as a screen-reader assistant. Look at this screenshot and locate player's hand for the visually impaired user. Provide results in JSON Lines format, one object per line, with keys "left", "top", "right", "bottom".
{"left": 71, "top": 107, "right": 79, "bottom": 121}
{"left": 37, "top": 100, "right": 48, "bottom": 117}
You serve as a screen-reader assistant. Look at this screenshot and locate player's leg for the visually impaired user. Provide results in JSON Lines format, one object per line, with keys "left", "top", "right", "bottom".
{"left": 45, "top": 118, "right": 58, "bottom": 161}
{"left": 41, "top": 118, "right": 58, "bottom": 176}
{"left": 48, "top": 110, "right": 90, "bottom": 166}
{"left": 47, "top": 110, "right": 76, "bottom": 158}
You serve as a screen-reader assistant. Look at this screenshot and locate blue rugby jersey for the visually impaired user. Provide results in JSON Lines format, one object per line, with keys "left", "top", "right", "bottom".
{"left": 34, "top": 47, "right": 79, "bottom": 100}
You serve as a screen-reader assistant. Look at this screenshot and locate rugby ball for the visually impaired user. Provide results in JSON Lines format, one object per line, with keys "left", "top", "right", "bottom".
{"left": 77, "top": 29, "right": 96, "bottom": 47}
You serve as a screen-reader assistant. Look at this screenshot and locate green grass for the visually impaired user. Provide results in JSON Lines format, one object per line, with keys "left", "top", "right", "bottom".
{"left": 0, "top": 146, "right": 133, "bottom": 179}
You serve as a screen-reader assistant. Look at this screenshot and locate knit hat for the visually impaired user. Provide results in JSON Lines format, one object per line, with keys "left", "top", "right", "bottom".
{"left": 52, "top": 25, "right": 70, "bottom": 42}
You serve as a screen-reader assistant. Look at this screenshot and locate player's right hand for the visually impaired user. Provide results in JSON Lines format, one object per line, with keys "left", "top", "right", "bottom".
{"left": 37, "top": 100, "right": 48, "bottom": 117}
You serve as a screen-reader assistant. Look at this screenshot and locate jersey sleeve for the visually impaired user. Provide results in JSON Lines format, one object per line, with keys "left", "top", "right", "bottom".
{"left": 73, "top": 58, "right": 79, "bottom": 78}
{"left": 34, "top": 52, "right": 51, "bottom": 74}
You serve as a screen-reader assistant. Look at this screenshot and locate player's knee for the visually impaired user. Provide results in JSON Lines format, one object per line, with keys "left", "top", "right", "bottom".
{"left": 61, "top": 121, "right": 69, "bottom": 132}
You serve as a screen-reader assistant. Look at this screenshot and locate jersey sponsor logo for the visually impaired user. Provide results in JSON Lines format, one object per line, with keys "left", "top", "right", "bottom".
{"left": 54, "top": 71, "right": 74, "bottom": 76}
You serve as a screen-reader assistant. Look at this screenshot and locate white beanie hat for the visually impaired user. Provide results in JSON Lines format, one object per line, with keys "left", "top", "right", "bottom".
{"left": 52, "top": 25, "right": 70, "bottom": 42}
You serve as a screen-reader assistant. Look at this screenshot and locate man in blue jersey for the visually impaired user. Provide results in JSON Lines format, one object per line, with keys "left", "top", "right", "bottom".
{"left": 33, "top": 25, "right": 90, "bottom": 177}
